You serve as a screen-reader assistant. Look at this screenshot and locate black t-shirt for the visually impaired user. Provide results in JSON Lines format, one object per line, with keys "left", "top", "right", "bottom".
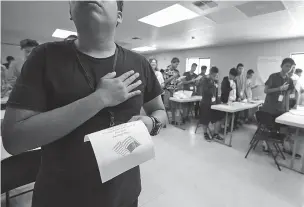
{"left": 262, "top": 72, "right": 294, "bottom": 115}
{"left": 201, "top": 77, "right": 219, "bottom": 105}
{"left": 183, "top": 71, "right": 198, "bottom": 90}
{"left": 7, "top": 41, "right": 162, "bottom": 207}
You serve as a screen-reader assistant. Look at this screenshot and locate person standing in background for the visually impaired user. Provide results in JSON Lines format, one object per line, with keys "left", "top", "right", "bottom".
{"left": 194, "top": 65, "right": 207, "bottom": 118}
{"left": 288, "top": 66, "right": 298, "bottom": 109}
{"left": 221, "top": 68, "right": 239, "bottom": 104}
{"left": 178, "top": 63, "right": 198, "bottom": 122}
{"left": 6, "top": 39, "right": 39, "bottom": 87}
{"left": 234, "top": 63, "right": 246, "bottom": 126}
{"left": 3, "top": 56, "right": 15, "bottom": 69}
{"left": 163, "top": 57, "right": 181, "bottom": 124}
{"left": 261, "top": 58, "right": 301, "bottom": 158}
{"left": 262, "top": 58, "right": 294, "bottom": 115}
{"left": 245, "top": 69, "right": 257, "bottom": 101}
{"left": 149, "top": 58, "right": 165, "bottom": 101}
{"left": 1, "top": 64, "right": 13, "bottom": 98}
{"left": 291, "top": 68, "right": 304, "bottom": 106}
{"left": 235, "top": 63, "right": 246, "bottom": 100}
{"left": 182, "top": 63, "right": 198, "bottom": 91}
{"left": 244, "top": 69, "right": 258, "bottom": 122}
{"left": 199, "top": 66, "right": 224, "bottom": 142}
{"left": 163, "top": 57, "right": 180, "bottom": 91}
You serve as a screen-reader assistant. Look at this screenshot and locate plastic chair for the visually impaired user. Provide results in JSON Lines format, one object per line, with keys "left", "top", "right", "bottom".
{"left": 245, "top": 111, "right": 285, "bottom": 171}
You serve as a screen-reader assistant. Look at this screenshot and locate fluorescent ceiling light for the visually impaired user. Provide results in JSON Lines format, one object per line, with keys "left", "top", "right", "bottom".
{"left": 138, "top": 4, "right": 199, "bottom": 27}
{"left": 52, "top": 29, "right": 77, "bottom": 38}
{"left": 132, "top": 46, "right": 156, "bottom": 52}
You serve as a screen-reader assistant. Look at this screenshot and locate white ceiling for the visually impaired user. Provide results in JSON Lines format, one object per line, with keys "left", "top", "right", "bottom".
{"left": 1, "top": 1, "right": 304, "bottom": 54}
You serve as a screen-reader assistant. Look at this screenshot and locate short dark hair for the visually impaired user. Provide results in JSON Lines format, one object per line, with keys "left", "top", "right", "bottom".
{"left": 281, "top": 58, "right": 295, "bottom": 66}
{"left": 117, "top": 1, "right": 124, "bottom": 12}
{"left": 171, "top": 57, "right": 180, "bottom": 64}
{"left": 6, "top": 56, "right": 14, "bottom": 62}
{"left": 247, "top": 69, "right": 254, "bottom": 75}
{"left": 160, "top": 69, "right": 165, "bottom": 73}
{"left": 236, "top": 63, "right": 244, "bottom": 69}
{"left": 229, "top": 68, "right": 238, "bottom": 77}
{"left": 295, "top": 68, "right": 303, "bottom": 74}
{"left": 191, "top": 63, "right": 198, "bottom": 67}
{"left": 20, "top": 39, "right": 39, "bottom": 49}
{"left": 210, "top": 66, "right": 219, "bottom": 74}
{"left": 201, "top": 65, "right": 207, "bottom": 71}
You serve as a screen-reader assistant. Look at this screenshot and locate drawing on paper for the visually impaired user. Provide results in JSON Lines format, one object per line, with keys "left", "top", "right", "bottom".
{"left": 113, "top": 136, "right": 141, "bottom": 156}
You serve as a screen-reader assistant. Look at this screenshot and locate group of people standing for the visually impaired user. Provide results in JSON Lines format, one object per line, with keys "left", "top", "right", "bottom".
{"left": 148, "top": 57, "right": 208, "bottom": 123}
{"left": 149, "top": 56, "right": 303, "bottom": 150}
{"left": 1, "top": 38, "right": 39, "bottom": 98}
{"left": 148, "top": 57, "right": 258, "bottom": 128}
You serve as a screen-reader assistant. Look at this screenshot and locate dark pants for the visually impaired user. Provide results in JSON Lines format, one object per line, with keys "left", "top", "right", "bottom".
{"left": 195, "top": 102, "right": 200, "bottom": 117}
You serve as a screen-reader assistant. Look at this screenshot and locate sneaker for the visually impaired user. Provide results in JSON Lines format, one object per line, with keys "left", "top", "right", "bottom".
{"left": 263, "top": 146, "right": 269, "bottom": 153}
{"left": 213, "top": 134, "right": 224, "bottom": 141}
{"left": 283, "top": 148, "right": 302, "bottom": 159}
{"left": 204, "top": 133, "right": 212, "bottom": 142}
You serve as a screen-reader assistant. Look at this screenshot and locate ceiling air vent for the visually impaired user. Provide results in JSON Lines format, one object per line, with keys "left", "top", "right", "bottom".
{"left": 131, "top": 37, "right": 141, "bottom": 40}
{"left": 193, "top": 1, "right": 218, "bottom": 11}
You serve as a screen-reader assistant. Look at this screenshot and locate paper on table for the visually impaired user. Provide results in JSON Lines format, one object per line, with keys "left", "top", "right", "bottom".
{"left": 84, "top": 120, "right": 155, "bottom": 183}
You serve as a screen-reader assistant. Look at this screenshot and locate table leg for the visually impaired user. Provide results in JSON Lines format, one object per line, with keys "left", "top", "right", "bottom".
{"left": 224, "top": 112, "right": 228, "bottom": 138}
{"left": 278, "top": 128, "right": 304, "bottom": 174}
{"left": 173, "top": 102, "right": 186, "bottom": 130}
{"left": 228, "top": 113, "right": 235, "bottom": 147}
{"left": 213, "top": 112, "right": 232, "bottom": 147}
{"left": 290, "top": 128, "right": 299, "bottom": 169}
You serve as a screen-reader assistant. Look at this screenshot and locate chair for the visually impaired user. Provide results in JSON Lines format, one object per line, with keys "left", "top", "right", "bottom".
{"left": 245, "top": 111, "right": 285, "bottom": 171}
{"left": 1, "top": 149, "right": 41, "bottom": 207}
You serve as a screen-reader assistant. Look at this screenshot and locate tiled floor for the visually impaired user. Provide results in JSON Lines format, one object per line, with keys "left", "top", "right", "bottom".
{"left": 2, "top": 120, "right": 304, "bottom": 207}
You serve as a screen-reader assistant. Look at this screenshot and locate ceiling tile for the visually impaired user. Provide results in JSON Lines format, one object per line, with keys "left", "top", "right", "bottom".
{"left": 236, "top": 1, "right": 286, "bottom": 18}
{"left": 205, "top": 6, "right": 248, "bottom": 24}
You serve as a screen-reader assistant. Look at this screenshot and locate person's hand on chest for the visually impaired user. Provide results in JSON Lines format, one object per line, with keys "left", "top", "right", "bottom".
{"left": 95, "top": 70, "right": 142, "bottom": 107}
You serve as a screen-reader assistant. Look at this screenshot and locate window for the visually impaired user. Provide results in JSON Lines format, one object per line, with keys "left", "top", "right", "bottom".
{"left": 186, "top": 57, "right": 211, "bottom": 75}
{"left": 291, "top": 53, "right": 304, "bottom": 86}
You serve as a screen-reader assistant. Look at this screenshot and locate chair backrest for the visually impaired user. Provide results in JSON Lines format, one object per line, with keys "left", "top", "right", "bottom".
{"left": 1, "top": 149, "right": 41, "bottom": 193}
{"left": 255, "top": 111, "right": 277, "bottom": 130}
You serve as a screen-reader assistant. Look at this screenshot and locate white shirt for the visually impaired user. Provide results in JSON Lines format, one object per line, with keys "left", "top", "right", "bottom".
{"left": 245, "top": 78, "right": 253, "bottom": 100}
{"left": 291, "top": 74, "right": 301, "bottom": 93}
{"left": 229, "top": 80, "right": 237, "bottom": 102}
{"left": 155, "top": 71, "right": 164, "bottom": 87}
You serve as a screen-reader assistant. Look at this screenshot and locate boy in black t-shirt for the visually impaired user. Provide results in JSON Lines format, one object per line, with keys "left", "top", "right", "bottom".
{"left": 2, "top": 2, "right": 167, "bottom": 207}
{"left": 199, "top": 67, "right": 224, "bottom": 142}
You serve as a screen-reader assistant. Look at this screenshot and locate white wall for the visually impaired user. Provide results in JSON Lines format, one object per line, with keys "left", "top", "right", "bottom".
{"left": 147, "top": 38, "right": 304, "bottom": 99}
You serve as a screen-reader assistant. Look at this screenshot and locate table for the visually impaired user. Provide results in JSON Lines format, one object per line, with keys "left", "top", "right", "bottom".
{"left": 275, "top": 106, "right": 304, "bottom": 174}
{"left": 211, "top": 100, "right": 264, "bottom": 147}
{"left": 169, "top": 96, "right": 202, "bottom": 130}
